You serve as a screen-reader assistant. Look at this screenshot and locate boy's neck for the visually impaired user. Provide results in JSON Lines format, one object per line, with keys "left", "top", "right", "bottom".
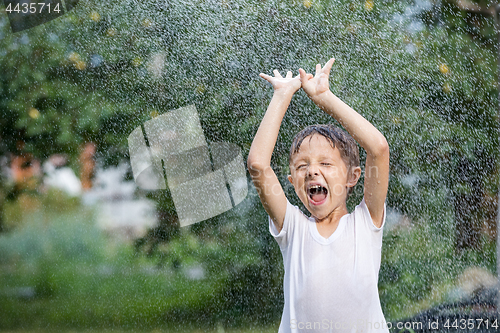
{"left": 313, "top": 204, "right": 349, "bottom": 238}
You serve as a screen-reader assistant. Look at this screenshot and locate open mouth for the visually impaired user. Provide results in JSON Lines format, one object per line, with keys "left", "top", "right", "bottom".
{"left": 307, "top": 184, "right": 328, "bottom": 204}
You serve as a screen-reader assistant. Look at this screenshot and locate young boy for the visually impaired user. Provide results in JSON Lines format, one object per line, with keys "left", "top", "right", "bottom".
{"left": 247, "top": 58, "right": 390, "bottom": 332}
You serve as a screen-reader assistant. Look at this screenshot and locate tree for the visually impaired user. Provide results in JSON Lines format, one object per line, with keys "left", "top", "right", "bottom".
{"left": 0, "top": 7, "right": 138, "bottom": 230}
{"left": 416, "top": 0, "right": 498, "bottom": 250}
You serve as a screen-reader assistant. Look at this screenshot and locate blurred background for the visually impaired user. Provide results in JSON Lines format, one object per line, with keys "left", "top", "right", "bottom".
{"left": 1, "top": 0, "right": 499, "bottom": 332}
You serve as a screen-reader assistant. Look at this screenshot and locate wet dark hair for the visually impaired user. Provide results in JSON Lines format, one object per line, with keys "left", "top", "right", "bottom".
{"left": 289, "top": 124, "right": 360, "bottom": 195}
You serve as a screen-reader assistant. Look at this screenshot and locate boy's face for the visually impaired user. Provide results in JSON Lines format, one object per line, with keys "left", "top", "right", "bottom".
{"left": 288, "top": 134, "right": 360, "bottom": 220}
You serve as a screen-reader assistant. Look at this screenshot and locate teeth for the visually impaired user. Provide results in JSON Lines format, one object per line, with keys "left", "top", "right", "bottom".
{"left": 308, "top": 185, "right": 327, "bottom": 195}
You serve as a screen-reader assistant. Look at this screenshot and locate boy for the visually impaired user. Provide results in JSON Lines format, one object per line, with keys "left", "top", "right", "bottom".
{"left": 247, "top": 58, "right": 390, "bottom": 332}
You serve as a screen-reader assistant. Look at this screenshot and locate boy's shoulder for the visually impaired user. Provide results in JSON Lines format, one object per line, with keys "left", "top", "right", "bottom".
{"left": 272, "top": 197, "right": 384, "bottom": 250}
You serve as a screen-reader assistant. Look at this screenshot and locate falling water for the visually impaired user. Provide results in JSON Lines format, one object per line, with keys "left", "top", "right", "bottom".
{"left": 0, "top": 0, "right": 499, "bottom": 331}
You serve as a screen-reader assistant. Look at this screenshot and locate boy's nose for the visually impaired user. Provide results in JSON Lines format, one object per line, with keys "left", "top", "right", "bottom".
{"left": 307, "top": 165, "right": 320, "bottom": 177}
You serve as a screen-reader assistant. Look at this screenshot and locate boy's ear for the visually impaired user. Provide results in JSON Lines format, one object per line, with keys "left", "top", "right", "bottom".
{"left": 347, "top": 167, "right": 361, "bottom": 188}
{"left": 287, "top": 174, "right": 293, "bottom": 184}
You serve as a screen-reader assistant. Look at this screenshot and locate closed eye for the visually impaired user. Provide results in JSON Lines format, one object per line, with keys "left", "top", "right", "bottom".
{"left": 296, "top": 164, "right": 307, "bottom": 170}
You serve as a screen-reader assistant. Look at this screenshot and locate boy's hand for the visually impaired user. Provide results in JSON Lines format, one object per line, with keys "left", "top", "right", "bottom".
{"left": 259, "top": 70, "right": 301, "bottom": 96}
{"left": 299, "top": 58, "right": 335, "bottom": 101}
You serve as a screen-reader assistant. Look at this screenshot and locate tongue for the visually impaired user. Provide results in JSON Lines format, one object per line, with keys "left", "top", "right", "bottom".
{"left": 311, "top": 191, "right": 326, "bottom": 202}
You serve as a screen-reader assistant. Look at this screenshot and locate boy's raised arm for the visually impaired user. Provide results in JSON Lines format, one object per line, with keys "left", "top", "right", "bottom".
{"left": 300, "top": 58, "right": 389, "bottom": 228}
{"left": 248, "top": 70, "right": 301, "bottom": 231}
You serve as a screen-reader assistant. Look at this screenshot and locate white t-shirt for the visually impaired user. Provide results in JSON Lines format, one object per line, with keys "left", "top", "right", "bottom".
{"left": 270, "top": 198, "right": 389, "bottom": 333}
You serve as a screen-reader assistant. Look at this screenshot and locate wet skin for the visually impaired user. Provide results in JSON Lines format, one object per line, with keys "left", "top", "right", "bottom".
{"left": 288, "top": 134, "right": 360, "bottom": 238}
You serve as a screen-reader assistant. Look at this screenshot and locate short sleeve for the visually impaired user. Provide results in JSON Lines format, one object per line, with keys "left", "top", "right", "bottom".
{"left": 269, "top": 199, "right": 300, "bottom": 249}
{"left": 355, "top": 198, "right": 386, "bottom": 248}
{"left": 269, "top": 215, "right": 284, "bottom": 237}
{"left": 358, "top": 198, "right": 386, "bottom": 230}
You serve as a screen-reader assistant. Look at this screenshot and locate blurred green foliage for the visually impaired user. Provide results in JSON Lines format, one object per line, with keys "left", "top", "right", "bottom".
{"left": 1, "top": 0, "right": 499, "bottom": 329}
{"left": 0, "top": 192, "right": 282, "bottom": 330}
{"left": 380, "top": 220, "right": 496, "bottom": 319}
